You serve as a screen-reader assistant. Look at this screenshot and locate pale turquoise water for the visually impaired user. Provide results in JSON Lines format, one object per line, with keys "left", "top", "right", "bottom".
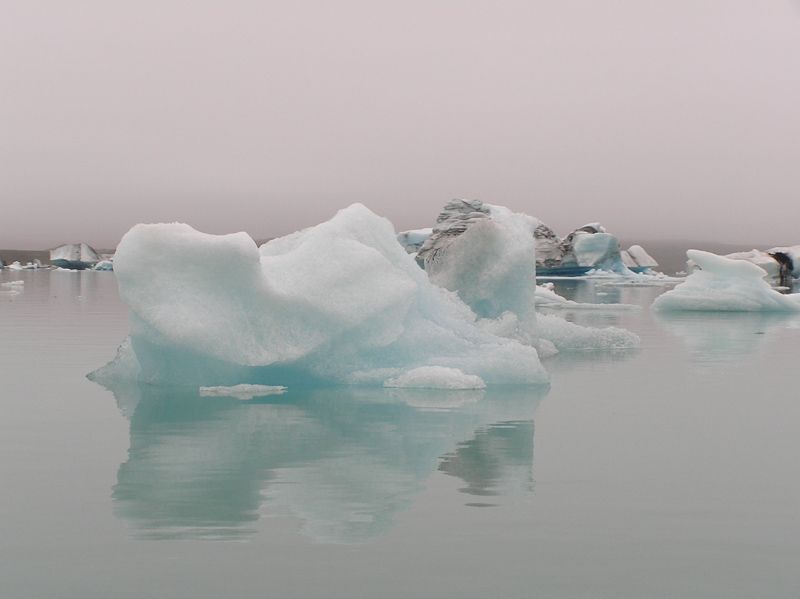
{"left": 1, "top": 270, "right": 799, "bottom": 598}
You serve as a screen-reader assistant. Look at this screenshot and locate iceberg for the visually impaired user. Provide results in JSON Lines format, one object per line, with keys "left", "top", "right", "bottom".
{"left": 535, "top": 223, "right": 657, "bottom": 276}
{"left": 418, "top": 200, "right": 540, "bottom": 327}
{"left": 622, "top": 244, "right": 658, "bottom": 270}
{"left": 95, "top": 204, "right": 548, "bottom": 387}
{"left": 416, "top": 200, "right": 639, "bottom": 351}
{"left": 50, "top": 243, "right": 100, "bottom": 270}
{"left": 653, "top": 250, "right": 800, "bottom": 312}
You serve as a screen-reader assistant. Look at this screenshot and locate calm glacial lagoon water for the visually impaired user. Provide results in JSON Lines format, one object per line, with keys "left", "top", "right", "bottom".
{"left": 1, "top": 269, "right": 799, "bottom": 598}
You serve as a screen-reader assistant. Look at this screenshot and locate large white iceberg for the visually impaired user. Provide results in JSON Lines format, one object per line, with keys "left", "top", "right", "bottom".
{"left": 653, "top": 250, "right": 800, "bottom": 312}
{"left": 97, "top": 204, "right": 549, "bottom": 386}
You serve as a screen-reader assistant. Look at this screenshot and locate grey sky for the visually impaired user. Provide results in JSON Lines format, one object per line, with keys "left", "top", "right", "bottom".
{"left": 2, "top": 0, "right": 799, "bottom": 249}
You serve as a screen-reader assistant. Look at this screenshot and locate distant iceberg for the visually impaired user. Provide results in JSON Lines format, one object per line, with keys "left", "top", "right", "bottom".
{"left": 409, "top": 199, "right": 657, "bottom": 276}
{"left": 535, "top": 223, "right": 657, "bottom": 275}
{"left": 653, "top": 250, "right": 800, "bottom": 312}
{"left": 50, "top": 243, "right": 100, "bottom": 270}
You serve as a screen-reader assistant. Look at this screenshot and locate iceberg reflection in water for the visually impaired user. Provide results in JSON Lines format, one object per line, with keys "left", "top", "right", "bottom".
{"left": 102, "top": 383, "right": 546, "bottom": 543}
{"left": 654, "top": 311, "right": 800, "bottom": 363}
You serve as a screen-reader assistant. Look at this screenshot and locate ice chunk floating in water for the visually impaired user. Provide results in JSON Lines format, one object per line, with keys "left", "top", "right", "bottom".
{"left": 199, "top": 384, "right": 287, "bottom": 400}
{"left": 95, "top": 204, "right": 549, "bottom": 386}
{"left": 653, "top": 250, "right": 800, "bottom": 312}
{"left": 383, "top": 366, "right": 486, "bottom": 390}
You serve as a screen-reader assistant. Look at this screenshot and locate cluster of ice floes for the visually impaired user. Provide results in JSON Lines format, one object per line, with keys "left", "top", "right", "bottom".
{"left": 653, "top": 250, "right": 800, "bottom": 312}
{"left": 2, "top": 260, "right": 44, "bottom": 271}
{"left": 399, "top": 200, "right": 658, "bottom": 276}
{"left": 92, "top": 203, "right": 639, "bottom": 390}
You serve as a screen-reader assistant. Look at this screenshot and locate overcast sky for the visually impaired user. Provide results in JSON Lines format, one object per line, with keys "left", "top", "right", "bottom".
{"left": 2, "top": 0, "right": 799, "bottom": 248}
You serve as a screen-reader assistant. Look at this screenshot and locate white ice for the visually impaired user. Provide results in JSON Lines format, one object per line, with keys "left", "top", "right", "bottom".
{"left": 653, "top": 250, "right": 800, "bottom": 312}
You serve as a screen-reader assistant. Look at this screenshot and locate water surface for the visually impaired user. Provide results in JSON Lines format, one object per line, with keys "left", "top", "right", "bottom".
{"left": 1, "top": 269, "right": 799, "bottom": 598}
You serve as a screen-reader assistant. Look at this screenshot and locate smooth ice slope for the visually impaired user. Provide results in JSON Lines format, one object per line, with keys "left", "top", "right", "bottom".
{"left": 100, "top": 204, "right": 548, "bottom": 387}
{"left": 653, "top": 250, "right": 800, "bottom": 312}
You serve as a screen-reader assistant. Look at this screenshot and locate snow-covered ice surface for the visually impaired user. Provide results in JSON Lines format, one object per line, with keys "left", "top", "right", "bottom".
{"left": 383, "top": 366, "right": 486, "bottom": 390}
{"left": 653, "top": 250, "right": 800, "bottom": 312}
{"left": 199, "top": 384, "right": 287, "bottom": 400}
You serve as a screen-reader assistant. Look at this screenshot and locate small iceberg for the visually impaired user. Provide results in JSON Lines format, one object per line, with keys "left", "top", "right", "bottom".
{"left": 653, "top": 250, "right": 800, "bottom": 312}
